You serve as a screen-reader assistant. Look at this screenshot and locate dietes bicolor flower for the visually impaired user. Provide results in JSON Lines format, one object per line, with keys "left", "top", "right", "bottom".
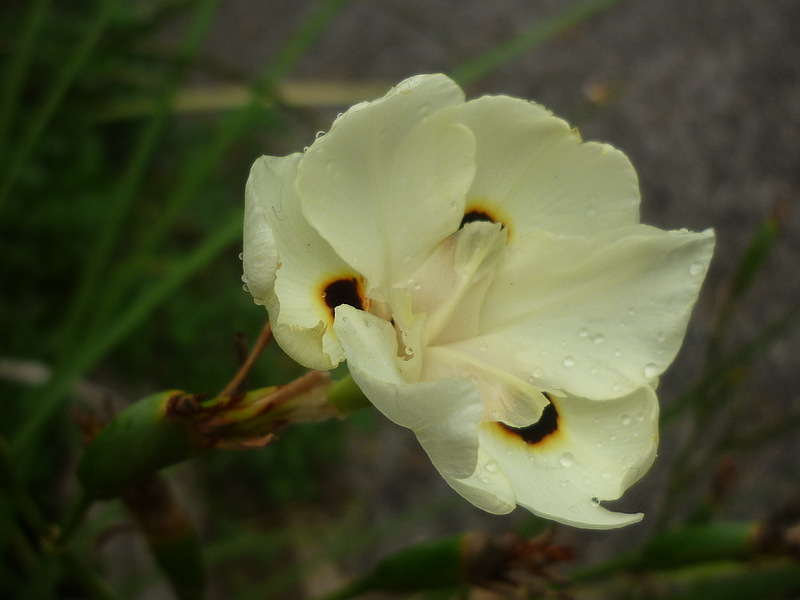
{"left": 242, "top": 74, "right": 714, "bottom": 528}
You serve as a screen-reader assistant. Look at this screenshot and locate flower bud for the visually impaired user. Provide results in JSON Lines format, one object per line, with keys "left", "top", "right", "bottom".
{"left": 77, "top": 391, "right": 205, "bottom": 498}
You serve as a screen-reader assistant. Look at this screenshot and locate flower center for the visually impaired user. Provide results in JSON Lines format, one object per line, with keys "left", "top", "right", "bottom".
{"left": 321, "top": 276, "right": 366, "bottom": 321}
{"left": 496, "top": 393, "right": 559, "bottom": 445}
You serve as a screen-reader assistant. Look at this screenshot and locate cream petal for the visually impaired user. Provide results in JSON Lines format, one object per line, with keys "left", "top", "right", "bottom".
{"left": 333, "top": 305, "right": 483, "bottom": 479}
{"left": 457, "top": 95, "right": 640, "bottom": 238}
{"left": 400, "top": 221, "right": 507, "bottom": 346}
{"left": 297, "top": 74, "right": 476, "bottom": 291}
{"left": 245, "top": 154, "right": 354, "bottom": 370}
{"left": 472, "top": 386, "right": 658, "bottom": 529}
{"left": 480, "top": 225, "right": 715, "bottom": 399}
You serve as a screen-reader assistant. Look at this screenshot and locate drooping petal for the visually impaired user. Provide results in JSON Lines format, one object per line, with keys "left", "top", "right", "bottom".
{"left": 479, "top": 225, "right": 715, "bottom": 399}
{"left": 245, "top": 154, "right": 354, "bottom": 369}
{"left": 333, "top": 304, "right": 484, "bottom": 480}
{"left": 466, "top": 386, "right": 658, "bottom": 529}
{"left": 297, "top": 74, "right": 476, "bottom": 291}
{"left": 457, "top": 95, "right": 640, "bottom": 238}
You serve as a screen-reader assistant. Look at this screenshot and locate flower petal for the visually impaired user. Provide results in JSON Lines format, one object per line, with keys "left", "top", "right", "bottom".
{"left": 333, "top": 304, "right": 484, "bottom": 479}
{"left": 469, "top": 386, "right": 658, "bottom": 529}
{"left": 244, "top": 154, "right": 353, "bottom": 369}
{"left": 298, "top": 74, "right": 476, "bottom": 291}
{"left": 457, "top": 95, "right": 640, "bottom": 237}
{"left": 479, "top": 225, "right": 715, "bottom": 399}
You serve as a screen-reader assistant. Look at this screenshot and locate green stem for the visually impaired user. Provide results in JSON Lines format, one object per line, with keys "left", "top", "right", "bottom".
{"left": 327, "top": 375, "right": 372, "bottom": 414}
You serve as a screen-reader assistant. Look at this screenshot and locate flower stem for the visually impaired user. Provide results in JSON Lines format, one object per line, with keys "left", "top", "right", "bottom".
{"left": 327, "top": 375, "right": 372, "bottom": 414}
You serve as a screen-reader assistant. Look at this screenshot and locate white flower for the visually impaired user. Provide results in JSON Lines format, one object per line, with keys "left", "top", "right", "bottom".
{"left": 242, "top": 74, "right": 714, "bottom": 529}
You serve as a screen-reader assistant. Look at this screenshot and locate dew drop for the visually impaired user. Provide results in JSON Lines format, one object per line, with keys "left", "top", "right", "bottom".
{"left": 612, "top": 382, "right": 622, "bottom": 393}
{"left": 479, "top": 475, "right": 490, "bottom": 484}
{"left": 302, "top": 145, "right": 309, "bottom": 152}
{"left": 241, "top": 273, "right": 248, "bottom": 282}
{"left": 614, "top": 349, "right": 624, "bottom": 358}
{"left": 559, "top": 452, "right": 575, "bottom": 467}
{"left": 579, "top": 327, "right": 589, "bottom": 338}
{"left": 591, "top": 333, "right": 605, "bottom": 344}
{"left": 238, "top": 252, "right": 243, "bottom": 260}
{"left": 621, "top": 454, "right": 635, "bottom": 467}
{"left": 591, "top": 497, "right": 600, "bottom": 506}
{"left": 635, "top": 412, "right": 645, "bottom": 422}
{"left": 689, "top": 261, "right": 705, "bottom": 276}
{"left": 627, "top": 307, "right": 636, "bottom": 316}
{"left": 404, "top": 347, "right": 414, "bottom": 357}
{"left": 657, "top": 331, "right": 667, "bottom": 343}
{"left": 242, "top": 283, "right": 250, "bottom": 293}
{"left": 563, "top": 356, "right": 575, "bottom": 368}
{"left": 620, "top": 414, "right": 632, "bottom": 426}
{"left": 644, "top": 363, "right": 659, "bottom": 378}
{"left": 315, "top": 130, "right": 326, "bottom": 139}
{"left": 485, "top": 460, "right": 499, "bottom": 473}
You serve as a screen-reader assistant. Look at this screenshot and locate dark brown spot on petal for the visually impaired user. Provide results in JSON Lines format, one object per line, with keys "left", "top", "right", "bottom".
{"left": 321, "top": 277, "right": 365, "bottom": 320}
{"left": 460, "top": 209, "right": 497, "bottom": 228}
{"left": 499, "top": 393, "right": 559, "bottom": 445}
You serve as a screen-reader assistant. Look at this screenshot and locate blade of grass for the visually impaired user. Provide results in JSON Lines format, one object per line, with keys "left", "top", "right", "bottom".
{"left": 0, "top": 0, "right": 51, "bottom": 155}
{"left": 13, "top": 0, "right": 355, "bottom": 466}
{"left": 53, "top": 0, "right": 223, "bottom": 357}
{"left": 0, "top": 0, "right": 120, "bottom": 212}
{"left": 12, "top": 210, "right": 242, "bottom": 461}
{"left": 87, "top": 0, "right": 355, "bottom": 332}
{"left": 450, "top": 0, "right": 627, "bottom": 86}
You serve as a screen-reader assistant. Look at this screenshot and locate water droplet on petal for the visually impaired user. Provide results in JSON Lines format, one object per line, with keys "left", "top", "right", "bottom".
{"left": 614, "top": 349, "right": 624, "bottom": 358}
{"left": 579, "top": 327, "right": 589, "bottom": 338}
{"left": 635, "top": 412, "right": 645, "bottom": 422}
{"left": 627, "top": 307, "right": 636, "bottom": 316}
{"left": 242, "top": 283, "right": 250, "bottom": 293}
{"left": 621, "top": 455, "right": 635, "bottom": 467}
{"left": 644, "top": 363, "right": 659, "bottom": 378}
{"left": 315, "top": 130, "right": 326, "bottom": 139}
{"left": 238, "top": 252, "right": 243, "bottom": 260}
{"left": 563, "top": 356, "right": 575, "bottom": 368}
{"left": 559, "top": 452, "right": 575, "bottom": 467}
{"left": 485, "top": 460, "right": 499, "bottom": 473}
{"left": 530, "top": 367, "right": 544, "bottom": 379}
{"left": 591, "top": 333, "right": 605, "bottom": 344}
{"left": 621, "top": 414, "right": 632, "bottom": 426}
{"left": 612, "top": 382, "right": 622, "bottom": 393}
{"left": 689, "top": 261, "right": 705, "bottom": 276}
{"left": 479, "top": 343, "right": 488, "bottom": 352}
{"left": 590, "top": 497, "right": 600, "bottom": 506}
